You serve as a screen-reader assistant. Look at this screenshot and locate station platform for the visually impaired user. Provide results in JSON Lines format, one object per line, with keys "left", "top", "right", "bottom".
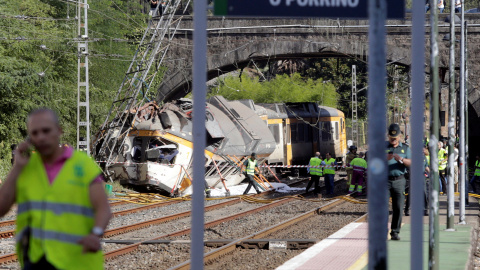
{"left": 276, "top": 195, "right": 479, "bottom": 270}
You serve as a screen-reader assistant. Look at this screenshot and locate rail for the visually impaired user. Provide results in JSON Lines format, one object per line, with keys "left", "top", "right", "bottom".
{"left": 169, "top": 198, "right": 348, "bottom": 269}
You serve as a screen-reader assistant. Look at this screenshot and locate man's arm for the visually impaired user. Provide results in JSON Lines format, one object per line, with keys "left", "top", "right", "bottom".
{"left": 78, "top": 181, "right": 112, "bottom": 253}
{"left": 0, "top": 141, "right": 30, "bottom": 217}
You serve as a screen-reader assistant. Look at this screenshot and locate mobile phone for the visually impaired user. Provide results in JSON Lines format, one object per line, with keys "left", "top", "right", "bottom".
{"left": 22, "top": 137, "right": 33, "bottom": 158}
{"left": 388, "top": 151, "right": 393, "bottom": 154}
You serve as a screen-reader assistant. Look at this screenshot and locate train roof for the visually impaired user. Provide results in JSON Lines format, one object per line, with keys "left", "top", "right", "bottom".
{"left": 256, "top": 102, "right": 343, "bottom": 119}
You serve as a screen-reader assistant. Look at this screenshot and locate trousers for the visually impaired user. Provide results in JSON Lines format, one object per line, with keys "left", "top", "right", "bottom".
{"left": 324, "top": 174, "right": 335, "bottom": 195}
{"left": 388, "top": 177, "right": 406, "bottom": 235}
{"left": 306, "top": 174, "right": 321, "bottom": 194}
{"left": 243, "top": 174, "right": 261, "bottom": 194}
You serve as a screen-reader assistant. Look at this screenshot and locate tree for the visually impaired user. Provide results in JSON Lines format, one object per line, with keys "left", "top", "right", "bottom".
{"left": 210, "top": 73, "right": 338, "bottom": 107}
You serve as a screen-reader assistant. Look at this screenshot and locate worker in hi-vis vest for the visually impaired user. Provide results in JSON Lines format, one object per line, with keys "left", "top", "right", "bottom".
{"left": 0, "top": 108, "right": 112, "bottom": 270}
{"left": 323, "top": 152, "right": 338, "bottom": 196}
{"left": 306, "top": 152, "right": 325, "bottom": 195}
{"left": 241, "top": 152, "right": 262, "bottom": 195}
{"left": 349, "top": 152, "right": 367, "bottom": 194}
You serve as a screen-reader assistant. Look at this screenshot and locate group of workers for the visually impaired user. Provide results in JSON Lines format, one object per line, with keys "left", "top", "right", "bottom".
{"left": 305, "top": 152, "right": 339, "bottom": 196}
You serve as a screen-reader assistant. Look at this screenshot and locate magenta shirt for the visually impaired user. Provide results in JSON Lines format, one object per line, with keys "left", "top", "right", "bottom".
{"left": 43, "top": 146, "right": 103, "bottom": 185}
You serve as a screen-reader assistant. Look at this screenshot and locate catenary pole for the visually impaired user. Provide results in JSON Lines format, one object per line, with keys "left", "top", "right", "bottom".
{"left": 446, "top": 0, "right": 456, "bottom": 230}
{"left": 465, "top": 21, "right": 469, "bottom": 200}
{"left": 410, "top": 0, "right": 426, "bottom": 268}
{"left": 191, "top": 0, "right": 207, "bottom": 268}
{"left": 367, "top": 0, "right": 388, "bottom": 269}
{"left": 428, "top": 1, "right": 440, "bottom": 269}
{"left": 459, "top": 0, "right": 466, "bottom": 225}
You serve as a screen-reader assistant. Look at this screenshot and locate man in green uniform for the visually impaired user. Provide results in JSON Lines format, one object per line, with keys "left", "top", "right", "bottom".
{"left": 386, "top": 123, "right": 411, "bottom": 241}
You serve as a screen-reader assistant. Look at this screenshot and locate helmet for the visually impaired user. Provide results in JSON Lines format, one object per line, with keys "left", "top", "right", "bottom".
{"left": 349, "top": 145, "right": 357, "bottom": 151}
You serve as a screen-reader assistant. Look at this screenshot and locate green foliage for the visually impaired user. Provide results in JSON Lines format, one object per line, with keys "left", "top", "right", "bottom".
{"left": 302, "top": 58, "right": 368, "bottom": 119}
{"left": 0, "top": 0, "right": 146, "bottom": 162}
{"left": 210, "top": 73, "right": 338, "bottom": 107}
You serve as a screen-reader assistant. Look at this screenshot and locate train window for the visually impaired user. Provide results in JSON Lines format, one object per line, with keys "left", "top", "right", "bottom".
{"left": 291, "top": 123, "right": 297, "bottom": 143}
{"left": 322, "top": 122, "right": 331, "bottom": 141}
{"left": 269, "top": 125, "right": 281, "bottom": 143}
{"left": 335, "top": 122, "right": 339, "bottom": 140}
{"left": 298, "top": 123, "right": 305, "bottom": 142}
{"left": 313, "top": 123, "right": 319, "bottom": 142}
{"left": 341, "top": 118, "right": 344, "bottom": 131}
{"left": 305, "top": 124, "right": 311, "bottom": 142}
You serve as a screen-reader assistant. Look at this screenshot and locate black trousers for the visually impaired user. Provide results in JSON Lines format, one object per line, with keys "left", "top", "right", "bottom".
{"left": 388, "top": 178, "right": 406, "bottom": 235}
{"left": 405, "top": 178, "right": 429, "bottom": 212}
{"left": 243, "top": 174, "right": 261, "bottom": 194}
{"left": 306, "top": 175, "right": 320, "bottom": 194}
{"left": 439, "top": 169, "right": 447, "bottom": 194}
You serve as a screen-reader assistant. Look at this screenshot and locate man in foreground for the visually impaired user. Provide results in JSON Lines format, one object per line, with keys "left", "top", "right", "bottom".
{"left": 0, "top": 108, "right": 111, "bottom": 270}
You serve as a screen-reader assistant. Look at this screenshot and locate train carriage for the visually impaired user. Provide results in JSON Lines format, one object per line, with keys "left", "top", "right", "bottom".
{"left": 254, "top": 102, "right": 347, "bottom": 175}
{"left": 95, "top": 97, "right": 346, "bottom": 195}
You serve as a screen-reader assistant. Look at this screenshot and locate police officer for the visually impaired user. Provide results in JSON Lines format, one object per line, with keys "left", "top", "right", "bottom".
{"left": 306, "top": 152, "right": 325, "bottom": 195}
{"left": 242, "top": 153, "right": 262, "bottom": 195}
{"left": 386, "top": 123, "right": 411, "bottom": 241}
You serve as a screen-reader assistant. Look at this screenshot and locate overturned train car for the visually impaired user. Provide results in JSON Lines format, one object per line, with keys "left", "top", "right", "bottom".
{"left": 98, "top": 96, "right": 276, "bottom": 196}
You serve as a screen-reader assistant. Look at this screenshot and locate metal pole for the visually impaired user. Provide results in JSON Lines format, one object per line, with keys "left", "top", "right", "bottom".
{"left": 428, "top": 1, "right": 440, "bottom": 269}
{"left": 410, "top": 0, "right": 426, "bottom": 268}
{"left": 352, "top": 65, "right": 358, "bottom": 145}
{"left": 446, "top": 0, "right": 456, "bottom": 230}
{"left": 459, "top": 0, "right": 466, "bottom": 225}
{"left": 367, "top": 0, "right": 388, "bottom": 269}
{"left": 465, "top": 21, "right": 469, "bottom": 200}
{"left": 77, "top": 0, "right": 90, "bottom": 155}
{"left": 191, "top": 0, "right": 207, "bottom": 268}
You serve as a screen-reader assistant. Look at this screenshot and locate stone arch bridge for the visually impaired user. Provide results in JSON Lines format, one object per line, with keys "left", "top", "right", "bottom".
{"left": 155, "top": 14, "right": 480, "bottom": 140}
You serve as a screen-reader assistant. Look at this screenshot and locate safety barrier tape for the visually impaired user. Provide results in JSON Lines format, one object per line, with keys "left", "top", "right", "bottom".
{"left": 95, "top": 160, "right": 353, "bottom": 169}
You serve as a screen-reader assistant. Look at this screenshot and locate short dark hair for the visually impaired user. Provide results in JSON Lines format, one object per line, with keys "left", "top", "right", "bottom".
{"left": 27, "top": 108, "right": 60, "bottom": 127}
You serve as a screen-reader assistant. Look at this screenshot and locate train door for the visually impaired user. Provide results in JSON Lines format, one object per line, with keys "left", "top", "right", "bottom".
{"left": 339, "top": 118, "right": 347, "bottom": 161}
{"left": 333, "top": 121, "right": 340, "bottom": 159}
{"left": 285, "top": 119, "right": 292, "bottom": 165}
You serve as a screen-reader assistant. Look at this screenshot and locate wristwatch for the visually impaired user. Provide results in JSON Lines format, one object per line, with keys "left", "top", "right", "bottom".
{"left": 92, "top": 226, "right": 104, "bottom": 237}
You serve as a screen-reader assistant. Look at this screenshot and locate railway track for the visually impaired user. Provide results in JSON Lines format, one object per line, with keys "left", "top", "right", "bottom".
{"left": 170, "top": 198, "right": 347, "bottom": 270}
{"left": 0, "top": 177, "right": 312, "bottom": 239}
{"left": 0, "top": 197, "right": 196, "bottom": 239}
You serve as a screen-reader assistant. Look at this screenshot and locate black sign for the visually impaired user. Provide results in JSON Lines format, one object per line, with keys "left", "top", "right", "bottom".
{"left": 214, "top": 0, "right": 405, "bottom": 19}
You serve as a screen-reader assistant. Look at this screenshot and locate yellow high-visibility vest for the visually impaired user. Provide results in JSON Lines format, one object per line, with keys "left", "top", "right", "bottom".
{"left": 324, "top": 158, "right": 336, "bottom": 174}
{"left": 309, "top": 157, "right": 323, "bottom": 176}
{"left": 16, "top": 151, "right": 103, "bottom": 270}
{"left": 246, "top": 159, "right": 257, "bottom": 175}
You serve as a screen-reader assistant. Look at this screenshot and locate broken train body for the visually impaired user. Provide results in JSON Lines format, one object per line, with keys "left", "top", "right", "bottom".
{"left": 102, "top": 96, "right": 276, "bottom": 196}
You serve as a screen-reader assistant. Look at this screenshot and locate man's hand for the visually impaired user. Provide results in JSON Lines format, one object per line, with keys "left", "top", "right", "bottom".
{"left": 392, "top": 154, "right": 403, "bottom": 162}
{"left": 14, "top": 141, "right": 32, "bottom": 168}
{"left": 78, "top": 234, "right": 101, "bottom": 253}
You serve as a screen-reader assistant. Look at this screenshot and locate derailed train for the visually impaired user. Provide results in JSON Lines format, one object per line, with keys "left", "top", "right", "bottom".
{"left": 96, "top": 96, "right": 346, "bottom": 196}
